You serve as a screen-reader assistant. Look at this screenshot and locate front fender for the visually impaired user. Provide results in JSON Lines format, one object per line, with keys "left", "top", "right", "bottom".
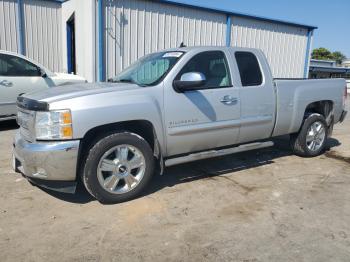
{"left": 49, "top": 90, "right": 166, "bottom": 153}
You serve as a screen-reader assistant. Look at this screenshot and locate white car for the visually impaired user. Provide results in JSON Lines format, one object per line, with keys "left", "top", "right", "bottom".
{"left": 0, "top": 50, "right": 86, "bottom": 121}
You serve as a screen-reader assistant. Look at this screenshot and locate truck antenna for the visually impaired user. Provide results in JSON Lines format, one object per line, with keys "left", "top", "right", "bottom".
{"left": 179, "top": 42, "right": 186, "bottom": 48}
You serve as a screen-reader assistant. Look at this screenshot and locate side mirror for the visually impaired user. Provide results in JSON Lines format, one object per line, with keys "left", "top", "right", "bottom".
{"left": 173, "top": 72, "right": 206, "bottom": 92}
{"left": 39, "top": 68, "right": 47, "bottom": 78}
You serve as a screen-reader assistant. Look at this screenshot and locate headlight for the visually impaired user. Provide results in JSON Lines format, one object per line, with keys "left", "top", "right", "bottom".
{"left": 35, "top": 110, "right": 73, "bottom": 140}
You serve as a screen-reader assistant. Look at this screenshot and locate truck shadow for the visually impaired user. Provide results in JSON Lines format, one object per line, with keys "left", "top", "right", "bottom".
{"left": 39, "top": 181, "right": 96, "bottom": 203}
{"left": 143, "top": 136, "right": 341, "bottom": 197}
{"left": 41, "top": 136, "right": 341, "bottom": 204}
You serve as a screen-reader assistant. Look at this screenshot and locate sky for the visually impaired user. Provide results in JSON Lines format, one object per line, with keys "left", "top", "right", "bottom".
{"left": 168, "top": 0, "right": 350, "bottom": 58}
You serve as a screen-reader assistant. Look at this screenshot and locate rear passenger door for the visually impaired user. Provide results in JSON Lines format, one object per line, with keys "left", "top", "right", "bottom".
{"left": 164, "top": 50, "right": 241, "bottom": 156}
{"left": 230, "top": 50, "right": 276, "bottom": 143}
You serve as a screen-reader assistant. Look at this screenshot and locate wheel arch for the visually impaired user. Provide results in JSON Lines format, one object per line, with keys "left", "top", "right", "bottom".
{"left": 304, "top": 100, "right": 334, "bottom": 123}
{"left": 291, "top": 100, "right": 334, "bottom": 136}
{"left": 77, "top": 120, "right": 164, "bottom": 178}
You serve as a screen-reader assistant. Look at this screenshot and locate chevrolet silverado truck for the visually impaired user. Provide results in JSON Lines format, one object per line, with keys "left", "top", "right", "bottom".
{"left": 13, "top": 46, "right": 347, "bottom": 203}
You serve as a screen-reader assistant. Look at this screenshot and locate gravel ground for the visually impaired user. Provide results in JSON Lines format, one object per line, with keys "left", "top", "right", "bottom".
{"left": 0, "top": 103, "right": 349, "bottom": 262}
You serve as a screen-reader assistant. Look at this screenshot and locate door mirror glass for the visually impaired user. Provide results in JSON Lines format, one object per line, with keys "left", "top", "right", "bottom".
{"left": 173, "top": 72, "right": 206, "bottom": 92}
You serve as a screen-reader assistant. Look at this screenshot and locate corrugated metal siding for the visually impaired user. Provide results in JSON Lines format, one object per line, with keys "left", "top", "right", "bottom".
{"left": 231, "top": 16, "right": 308, "bottom": 78}
{"left": 0, "top": 0, "right": 20, "bottom": 52}
{"left": 22, "top": 0, "right": 62, "bottom": 72}
{"left": 104, "top": 0, "right": 226, "bottom": 78}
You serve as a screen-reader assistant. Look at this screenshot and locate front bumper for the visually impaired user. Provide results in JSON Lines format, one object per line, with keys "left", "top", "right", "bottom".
{"left": 13, "top": 131, "right": 80, "bottom": 192}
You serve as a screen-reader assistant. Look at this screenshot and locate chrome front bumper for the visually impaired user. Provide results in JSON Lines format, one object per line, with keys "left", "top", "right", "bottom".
{"left": 13, "top": 131, "right": 80, "bottom": 182}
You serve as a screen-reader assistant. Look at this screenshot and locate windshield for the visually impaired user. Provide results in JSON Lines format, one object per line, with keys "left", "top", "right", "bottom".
{"left": 110, "top": 51, "right": 184, "bottom": 86}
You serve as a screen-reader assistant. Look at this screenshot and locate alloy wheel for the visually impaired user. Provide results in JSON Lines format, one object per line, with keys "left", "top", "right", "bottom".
{"left": 306, "top": 121, "right": 326, "bottom": 152}
{"left": 97, "top": 144, "right": 146, "bottom": 194}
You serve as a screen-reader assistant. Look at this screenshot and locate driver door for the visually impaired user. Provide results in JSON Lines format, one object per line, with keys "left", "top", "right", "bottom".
{"left": 0, "top": 54, "right": 49, "bottom": 117}
{"left": 164, "top": 50, "right": 240, "bottom": 156}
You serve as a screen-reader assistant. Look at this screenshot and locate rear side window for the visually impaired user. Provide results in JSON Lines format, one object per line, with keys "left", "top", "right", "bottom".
{"left": 235, "top": 52, "right": 263, "bottom": 86}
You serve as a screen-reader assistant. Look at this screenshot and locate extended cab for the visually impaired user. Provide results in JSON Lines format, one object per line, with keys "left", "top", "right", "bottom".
{"left": 13, "top": 47, "right": 347, "bottom": 203}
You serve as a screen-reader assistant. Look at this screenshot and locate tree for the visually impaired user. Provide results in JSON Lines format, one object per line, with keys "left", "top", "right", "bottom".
{"left": 332, "top": 51, "right": 346, "bottom": 65}
{"left": 311, "top": 47, "right": 333, "bottom": 60}
{"left": 311, "top": 48, "right": 347, "bottom": 65}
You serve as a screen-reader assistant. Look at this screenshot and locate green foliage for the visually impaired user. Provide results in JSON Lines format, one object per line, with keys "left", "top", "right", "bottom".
{"left": 312, "top": 47, "right": 333, "bottom": 60}
{"left": 312, "top": 47, "right": 347, "bottom": 65}
{"left": 332, "top": 51, "right": 346, "bottom": 65}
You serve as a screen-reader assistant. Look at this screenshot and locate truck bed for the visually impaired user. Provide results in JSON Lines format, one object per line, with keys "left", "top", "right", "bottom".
{"left": 272, "top": 78, "right": 346, "bottom": 137}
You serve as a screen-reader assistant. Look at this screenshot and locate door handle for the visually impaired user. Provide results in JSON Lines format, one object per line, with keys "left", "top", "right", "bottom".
{"left": 0, "top": 80, "right": 13, "bottom": 87}
{"left": 220, "top": 95, "right": 238, "bottom": 105}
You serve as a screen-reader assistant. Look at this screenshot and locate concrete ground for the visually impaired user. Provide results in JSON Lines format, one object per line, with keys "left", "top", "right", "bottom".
{"left": 1, "top": 105, "right": 350, "bottom": 262}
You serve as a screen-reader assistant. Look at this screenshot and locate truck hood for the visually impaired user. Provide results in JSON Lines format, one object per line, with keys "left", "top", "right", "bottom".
{"left": 23, "top": 82, "right": 143, "bottom": 103}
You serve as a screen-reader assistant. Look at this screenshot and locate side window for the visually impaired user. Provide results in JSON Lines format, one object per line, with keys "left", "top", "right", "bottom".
{"left": 177, "top": 51, "right": 232, "bottom": 89}
{"left": 0, "top": 54, "right": 11, "bottom": 76}
{"left": 0, "top": 54, "right": 41, "bottom": 77}
{"left": 235, "top": 52, "right": 263, "bottom": 86}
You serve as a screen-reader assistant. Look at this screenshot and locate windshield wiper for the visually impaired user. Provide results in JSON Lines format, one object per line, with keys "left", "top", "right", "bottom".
{"left": 118, "top": 79, "right": 134, "bottom": 83}
{"left": 112, "top": 78, "right": 148, "bottom": 87}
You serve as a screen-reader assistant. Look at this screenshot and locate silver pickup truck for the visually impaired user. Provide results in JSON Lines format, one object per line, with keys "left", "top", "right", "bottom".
{"left": 13, "top": 46, "right": 347, "bottom": 203}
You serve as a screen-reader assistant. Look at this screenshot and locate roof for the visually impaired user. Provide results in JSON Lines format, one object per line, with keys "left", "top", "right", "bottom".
{"left": 309, "top": 65, "right": 350, "bottom": 74}
{"left": 311, "top": 59, "right": 336, "bottom": 63}
{"left": 162, "top": 46, "right": 262, "bottom": 53}
{"left": 50, "top": 0, "right": 317, "bottom": 30}
{"left": 157, "top": 0, "right": 318, "bottom": 30}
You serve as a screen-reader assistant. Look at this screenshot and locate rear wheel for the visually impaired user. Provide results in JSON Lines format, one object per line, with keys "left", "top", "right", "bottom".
{"left": 82, "top": 132, "right": 154, "bottom": 203}
{"left": 290, "top": 114, "right": 328, "bottom": 157}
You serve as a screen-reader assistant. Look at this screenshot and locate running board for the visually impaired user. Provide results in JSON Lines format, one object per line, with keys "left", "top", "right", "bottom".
{"left": 164, "top": 141, "right": 274, "bottom": 167}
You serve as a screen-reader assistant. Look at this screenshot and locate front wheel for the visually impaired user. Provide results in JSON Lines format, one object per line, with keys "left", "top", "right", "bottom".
{"left": 290, "top": 114, "right": 328, "bottom": 157}
{"left": 82, "top": 132, "right": 154, "bottom": 204}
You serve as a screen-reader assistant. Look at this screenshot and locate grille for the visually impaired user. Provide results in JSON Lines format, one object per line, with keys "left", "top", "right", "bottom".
{"left": 17, "top": 108, "right": 35, "bottom": 142}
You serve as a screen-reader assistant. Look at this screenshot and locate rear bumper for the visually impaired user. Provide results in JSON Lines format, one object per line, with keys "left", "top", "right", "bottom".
{"left": 13, "top": 131, "right": 80, "bottom": 183}
{"left": 339, "top": 110, "right": 347, "bottom": 123}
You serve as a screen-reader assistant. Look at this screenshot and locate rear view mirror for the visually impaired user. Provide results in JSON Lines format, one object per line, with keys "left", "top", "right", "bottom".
{"left": 173, "top": 72, "right": 206, "bottom": 92}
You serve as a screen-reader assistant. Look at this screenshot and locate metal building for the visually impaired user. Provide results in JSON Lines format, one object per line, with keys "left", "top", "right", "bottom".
{"left": 0, "top": 0, "right": 317, "bottom": 82}
{"left": 309, "top": 59, "right": 350, "bottom": 79}
{"left": 0, "top": 0, "right": 62, "bottom": 72}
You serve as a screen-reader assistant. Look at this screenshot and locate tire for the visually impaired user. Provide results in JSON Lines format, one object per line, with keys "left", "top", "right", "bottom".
{"left": 290, "top": 113, "right": 328, "bottom": 157}
{"left": 82, "top": 132, "right": 154, "bottom": 204}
